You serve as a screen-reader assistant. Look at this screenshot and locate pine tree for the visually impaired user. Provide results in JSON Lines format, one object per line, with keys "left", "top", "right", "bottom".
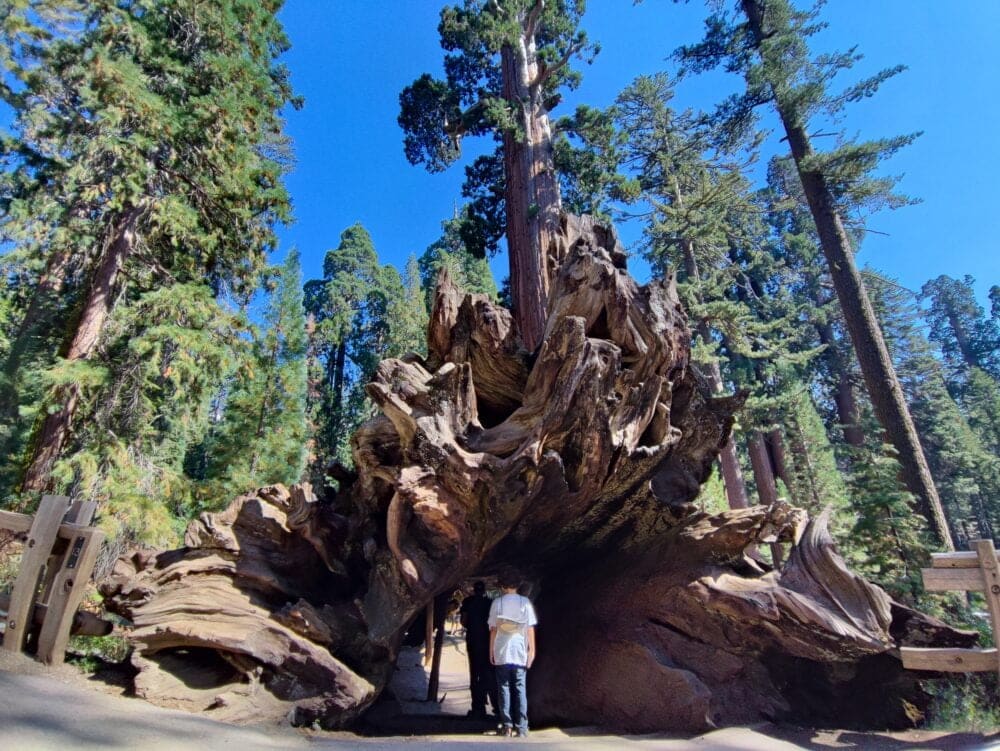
{"left": 418, "top": 211, "right": 498, "bottom": 309}
{"left": 872, "top": 272, "right": 1000, "bottom": 544}
{"left": 778, "top": 384, "right": 850, "bottom": 529}
{"left": 48, "top": 282, "right": 246, "bottom": 545}
{"left": 304, "top": 226, "right": 428, "bottom": 479}
{"left": 0, "top": 0, "right": 298, "bottom": 494}
{"left": 304, "top": 225, "right": 381, "bottom": 475}
{"left": 388, "top": 255, "right": 431, "bottom": 358}
{"left": 921, "top": 274, "right": 1000, "bottom": 383}
{"left": 399, "top": 1, "right": 596, "bottom": 350}
{"left": 203, "top": 251, "right": 309, "bottom": 498}
{"left": 609, "top": 73, "right": 819, "bottom": 511}
{"left": 677, "top": 0, "right": 952, "bottom": 549}
{"left": 964, "top": 368, "right": 1000, "bottom": 458}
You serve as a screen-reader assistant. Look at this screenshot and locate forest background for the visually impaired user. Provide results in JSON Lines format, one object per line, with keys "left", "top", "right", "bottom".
{"left": 1, "top": 0, "right": 999, "bottom": 614}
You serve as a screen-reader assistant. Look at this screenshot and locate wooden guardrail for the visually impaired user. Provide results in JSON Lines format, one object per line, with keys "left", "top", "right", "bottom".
{"left": 0, "top": 494, "right": 109, "bottom": 665}
{"left": 901, "top": 538, "right": 1000, "bottom": 678}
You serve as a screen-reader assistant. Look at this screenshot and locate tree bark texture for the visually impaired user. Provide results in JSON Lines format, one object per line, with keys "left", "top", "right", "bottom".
{"left": 21, "top": 207, "right": 142, "bottom": 493}
{"left": 741, "top": 0, "right": 953, "bottom": 550}
{"left": 499, "top": 16, "right": 563, "bottom": 353}
{"left": 749, "top": 432, "right": 779, "bottom": 507}
{"left": 101, "top": 215, "right": 971, "bottom": 731}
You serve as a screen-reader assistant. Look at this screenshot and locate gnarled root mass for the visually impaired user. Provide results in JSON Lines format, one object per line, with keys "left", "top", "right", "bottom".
{"left": 101, "top": 214, "right": 972, "bottom": 730}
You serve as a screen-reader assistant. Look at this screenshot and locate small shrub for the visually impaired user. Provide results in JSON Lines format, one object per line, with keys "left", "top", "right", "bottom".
{"left": 67, "top": 633, "right": 131, "bottom": 673}
{"left": 925, "top": 674, "right": 1000, "bottom": 733}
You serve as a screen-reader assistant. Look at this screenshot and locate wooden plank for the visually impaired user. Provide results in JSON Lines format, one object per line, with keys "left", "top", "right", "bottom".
{"left": 0, "top": 593, "right": 111, "bottom": 637}
{"left": 901, "top": 647, "right": 999, "bottom": 673}
{"left": 973, "top": 539, "right": 1000, "bottom": 681}
{"left": 0, "top": 509, "right": 32, "bottom": 535}
{"left": 930, "top": 551, "right": 983, "bottom": 569}
{"left": 37, "top": 527, "right": 105, "bottom": 665}
{"left": 0, "top": 509, "right": 88, "bottom": 542}
{"left": 2, "top": 495, "right": 70, "bottom": 653}
{"left": 921, "top": 567, "right": 985, "bottom": 592}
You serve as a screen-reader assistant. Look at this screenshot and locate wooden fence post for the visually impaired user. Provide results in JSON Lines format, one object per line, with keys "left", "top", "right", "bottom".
{"left": 901, "top": 540, "right": 1000, "bottom": 678}
{"left": 2, "top": 495, "right": 70, "bottom": 653}
{"left": 974, "top": 539, "right": 1000, "bottom": 683}
{"left": 37, "top": 526, "right": 105, "bottom": 665}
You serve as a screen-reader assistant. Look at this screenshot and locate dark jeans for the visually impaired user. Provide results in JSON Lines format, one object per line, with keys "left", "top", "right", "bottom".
{"left": 495, "top": 663, "right": 528, "bottom": 734}
{"left": 467, "top": 640, "right": 496, "bottom": 713}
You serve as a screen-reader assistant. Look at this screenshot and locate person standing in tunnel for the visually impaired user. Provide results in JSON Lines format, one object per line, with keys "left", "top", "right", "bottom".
{"left": 489, "top": 574, "right": 537, "bottom": 738}
{"left": 460, "top": 580, "right": 497, "bottom": 719}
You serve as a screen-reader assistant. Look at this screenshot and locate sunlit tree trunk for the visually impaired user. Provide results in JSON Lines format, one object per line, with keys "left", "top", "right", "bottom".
{"left": 22, "top": 207, "right": 141, "bottom": 492}
{"left": 742, "top": 0, "right": 953, "bottom": 550}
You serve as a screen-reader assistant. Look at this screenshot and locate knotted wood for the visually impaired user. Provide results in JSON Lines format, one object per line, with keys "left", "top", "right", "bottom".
{"left": 101, "top": 214, "right": 972, "bottom": 730}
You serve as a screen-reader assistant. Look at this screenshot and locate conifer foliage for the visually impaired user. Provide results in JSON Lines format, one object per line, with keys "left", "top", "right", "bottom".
{"left": 0, "top": 0, "right": 300, "bottom": 543}
{"left": 399, "top": 0, "right": 596, "bottom": 350}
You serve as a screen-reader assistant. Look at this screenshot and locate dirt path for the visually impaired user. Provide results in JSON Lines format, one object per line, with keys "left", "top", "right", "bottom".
{"left": 0, "top": 640, "right": 995, "bottom": 750}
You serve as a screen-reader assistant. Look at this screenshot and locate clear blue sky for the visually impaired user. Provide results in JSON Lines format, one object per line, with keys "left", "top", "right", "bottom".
{"left": 276, "top": 1, "right": 1000, "bottom": 305}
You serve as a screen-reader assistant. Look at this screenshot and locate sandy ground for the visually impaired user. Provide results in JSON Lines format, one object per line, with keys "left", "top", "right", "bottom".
{"left": 1, "top": 637, "right": 998, "bottom": 751}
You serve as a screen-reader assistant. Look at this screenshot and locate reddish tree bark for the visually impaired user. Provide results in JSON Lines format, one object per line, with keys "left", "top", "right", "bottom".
{"left": 21, "top": 207, "right": 142, "bottom": 492}
{"left": 499, "top": 33, "right": 562, "bottom": 353}
{"left": 749, "top": 432, "right": 779, "bottom": 507}
{"left": 101, "top": 216, "right": 973, "bottom": 731}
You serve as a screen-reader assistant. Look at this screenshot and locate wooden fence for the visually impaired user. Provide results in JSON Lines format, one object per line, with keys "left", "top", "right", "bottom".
{"left": 901, "top": 538, "right": 1000, "bottom": 679}
{"left": 0, "top": 494, "right": 109, "bottom": 665}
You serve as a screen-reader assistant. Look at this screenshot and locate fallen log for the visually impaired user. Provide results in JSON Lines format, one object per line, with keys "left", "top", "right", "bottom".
{"left": 101, "top": 213, "right": 973, "bottom": 729}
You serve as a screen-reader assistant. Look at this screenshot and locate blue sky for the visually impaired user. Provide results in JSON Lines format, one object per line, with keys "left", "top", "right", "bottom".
{"left": 276, "top": 1, "right": 1000, "bottom": 306}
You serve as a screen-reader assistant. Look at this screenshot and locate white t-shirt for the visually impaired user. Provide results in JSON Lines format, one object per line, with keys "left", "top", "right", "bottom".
{"left": 488, "top": 593, "right": 538, "bottom": 666}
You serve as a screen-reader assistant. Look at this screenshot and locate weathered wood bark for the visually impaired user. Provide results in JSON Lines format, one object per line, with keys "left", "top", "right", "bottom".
{"left": 102, "top": 215, "right": 971, "bottom": 731}
{"left": 498, "top": 5, "right": 564, "bottom": 353}
{"left": 22, "top": 207, "right": 142, "bottom": 492}
{"left": 740, "top": 0, "right": 952, "bottom": 550}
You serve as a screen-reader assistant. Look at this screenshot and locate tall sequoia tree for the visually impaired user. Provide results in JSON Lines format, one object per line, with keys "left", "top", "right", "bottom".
{"left": 677, "top": 0, "right": 953, "bottom": 549}
{"left": 2, "top": 0, "right": 298, "bottom": 494}
{"left": 304, "top": 225, "right": 425, "bottom": 478}
{"left": 418, "top": 210, "right": 498, "bottom": 310}
{"left": 398, "top": 0, "right": 596, "bottom": 351}
{"left": 921, "top": 274, "right": 1000, "bottom": 384}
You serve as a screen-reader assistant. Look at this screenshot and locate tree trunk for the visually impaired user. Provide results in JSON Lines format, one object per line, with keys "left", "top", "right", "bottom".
{"left": 767, "top": 428, "right": 791, "bottom": 491}
{"left": 499, "top": 18, "right": 562, "bottom": 353}
{"left": 101, "top": 216, "right": 971, "bottom": 731}
{"left": 816, "top": 321, "right": 865, "bottom": 448}
{"left": 749, "top": 432, "right": 779, "bottom": 507}
{"left": 21, "top": 208, "right": 142, "bottom": 493}
{"left": 741, "top": 0, "right": 953, "bottom": 550}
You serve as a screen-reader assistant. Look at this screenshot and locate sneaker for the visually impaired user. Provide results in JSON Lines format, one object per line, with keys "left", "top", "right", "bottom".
{"left": 514, "top": 729, "right": 529, "bottom": 738}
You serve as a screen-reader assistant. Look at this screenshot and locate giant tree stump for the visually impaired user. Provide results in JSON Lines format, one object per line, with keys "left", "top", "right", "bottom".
{"left": 101, "top": 214, "right": 972, "bottom": 729}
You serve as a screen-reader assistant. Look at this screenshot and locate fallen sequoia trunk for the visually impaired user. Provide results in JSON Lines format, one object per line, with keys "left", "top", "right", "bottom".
{"left": 101, "top": 214, "right": 973, "bottom": 730}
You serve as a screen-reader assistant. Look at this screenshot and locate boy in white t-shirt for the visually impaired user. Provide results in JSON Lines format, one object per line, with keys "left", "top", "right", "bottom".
{"left": 488, "top": 574, "right": 537, "bottom": 738}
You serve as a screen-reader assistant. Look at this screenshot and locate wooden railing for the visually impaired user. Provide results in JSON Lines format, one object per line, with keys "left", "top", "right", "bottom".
{"left": 901, "top": 539, "right": 1000, "bottom": 679}
{"left": 0, "top": 494, "right": 109, "bottom": 665}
